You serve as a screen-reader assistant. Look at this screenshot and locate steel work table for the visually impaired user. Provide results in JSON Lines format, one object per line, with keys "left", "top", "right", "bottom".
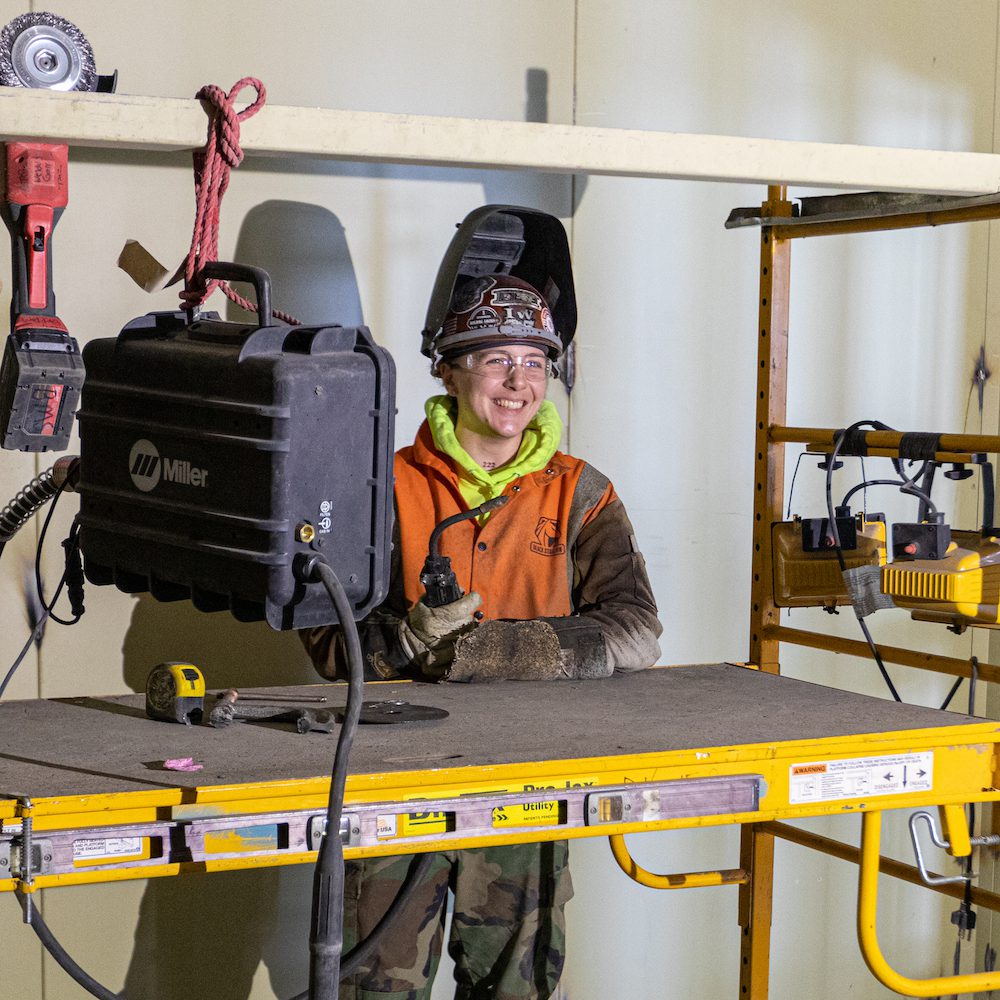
{"left": 1, "top": 663, "right": 998, "bottom": 891}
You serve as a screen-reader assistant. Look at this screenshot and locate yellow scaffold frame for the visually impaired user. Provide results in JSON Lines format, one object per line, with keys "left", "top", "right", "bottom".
{"left": 736, "top": 185, "right": 1000, "bottom": 999}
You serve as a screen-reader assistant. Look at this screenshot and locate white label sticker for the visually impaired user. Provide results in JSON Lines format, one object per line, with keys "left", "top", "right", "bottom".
{"left": 788, "top": 752, "right": 933, "bottom": 804}
{"left": 318, "top": 499, "right": 333, "bottom": 533}
{"left": 73, "top": 837, "right": 143, "bottom": 860}
{"left": 375, "top": 814, "right": 398, "bottom": 839}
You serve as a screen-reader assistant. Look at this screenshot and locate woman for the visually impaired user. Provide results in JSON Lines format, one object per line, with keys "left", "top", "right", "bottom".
{"left": 301, "top": 273, "right": 661, "bottom": 999}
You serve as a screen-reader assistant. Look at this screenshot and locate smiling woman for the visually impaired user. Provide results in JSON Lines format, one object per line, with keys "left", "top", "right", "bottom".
{"left": 300, "top": 263, "right": 662, "bottom": 1000}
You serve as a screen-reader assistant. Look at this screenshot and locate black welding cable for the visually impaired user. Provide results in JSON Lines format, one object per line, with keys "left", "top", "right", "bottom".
{"left": 301, "top": 558, "right": 446, "bottom": 999}
{"left": 306, "top": 557, "right": 365, "bottom": 999}
{"left": 287, "top": 851, "right": 437, "bottom": 1000}
{"left": 35, "top": 493, "right": 83, "bottom": 627}
{"left": 784, "top": 452, "right": 806, "bottom": 520}
{"left": 16, "top": 893, "right": 117, "bottom": 1000}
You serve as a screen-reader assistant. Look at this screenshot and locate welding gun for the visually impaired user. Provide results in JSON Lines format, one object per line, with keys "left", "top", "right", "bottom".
{"left": 420, "top": 496, "right": 509, "bottom": 607}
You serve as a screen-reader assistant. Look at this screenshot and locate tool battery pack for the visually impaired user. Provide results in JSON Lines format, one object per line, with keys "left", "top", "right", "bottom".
{"left": 76, "top": 266, "right": 395, "bottom": 630}
{"left": 771, "top": 513, "right": 887, "bottom": 609}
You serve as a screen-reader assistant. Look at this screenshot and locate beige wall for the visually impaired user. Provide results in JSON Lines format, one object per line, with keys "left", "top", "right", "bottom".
{"left": 3, "top": 1, "right": 1000, "bottom": 997}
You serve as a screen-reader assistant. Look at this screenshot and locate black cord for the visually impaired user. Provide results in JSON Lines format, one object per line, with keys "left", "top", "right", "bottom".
{"left": 825, "top": 421, "right": 901, "bottom": 702}
{"left": 0, "top": 608, "right": 50, "bottom": 700}
{"left": 785, "top": 452, "right": 806, "bottom": 519}
{"left": 840, "top": 479, "right": 936, "bottom": 513}
{"left": 33, "top": 488, "right": 82, "bottom": 627}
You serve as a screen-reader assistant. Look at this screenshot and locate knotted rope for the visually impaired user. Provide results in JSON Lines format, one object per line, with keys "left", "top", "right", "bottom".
{"left": 180, "top": 77, "right": 297, "bottom": 324}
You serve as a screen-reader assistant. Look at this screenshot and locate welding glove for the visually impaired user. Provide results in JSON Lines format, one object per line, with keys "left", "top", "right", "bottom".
{"left": 448, "top": 616, "right": 610, "bottom": 683}
{"left": 398, "top": 591, "right": 482, "bottom": 678}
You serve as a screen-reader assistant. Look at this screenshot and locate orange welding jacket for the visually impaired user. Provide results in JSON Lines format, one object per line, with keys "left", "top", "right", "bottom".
{"left": 394, "top": 420, "right": 616, "bottom": 621}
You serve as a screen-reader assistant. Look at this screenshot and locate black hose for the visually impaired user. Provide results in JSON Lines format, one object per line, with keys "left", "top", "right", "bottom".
{"left": 840, "top": 479, "right": 936, "bottom": 513}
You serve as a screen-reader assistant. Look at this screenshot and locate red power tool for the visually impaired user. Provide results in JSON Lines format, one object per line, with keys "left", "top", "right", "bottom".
{"left": 0, "top": 12, "right": 114, "bottom": 452}
{"left": 0, "top": 140, "right": 81, "bottom": 451}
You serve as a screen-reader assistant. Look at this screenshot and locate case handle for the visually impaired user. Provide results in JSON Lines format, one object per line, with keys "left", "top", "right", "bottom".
{"left": 197, "top": 262, "right": 273, "bottom": 328}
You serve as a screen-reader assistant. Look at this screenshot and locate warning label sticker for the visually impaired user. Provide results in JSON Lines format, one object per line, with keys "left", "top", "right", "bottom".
{"left": 788, "top": 752, "right": 933, "bottom": 804}
{"left": 73, "top": 837, "right": 143, "bottom": 861}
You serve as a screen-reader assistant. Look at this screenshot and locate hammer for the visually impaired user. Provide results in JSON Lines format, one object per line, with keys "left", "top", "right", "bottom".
{"left": 209, "top": 689, "right": 335, "bottom": 733}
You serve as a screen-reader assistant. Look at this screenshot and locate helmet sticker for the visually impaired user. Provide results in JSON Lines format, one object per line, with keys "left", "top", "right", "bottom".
{"left": 499, "top": 305, "right": 538, "bottom": 328}
{"left": 435, "top": 274, "right": 562, "bottom": 358}
{"left": 450, "top": 276, "right": 495, "bottom": 314}
{"left": 489, "top": 286, "right": 543, "bottom": 309}
{"left": 466, "top": 306, "right": 501, "bottom": 330}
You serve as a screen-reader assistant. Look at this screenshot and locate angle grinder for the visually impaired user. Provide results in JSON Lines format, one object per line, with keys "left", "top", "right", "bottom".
{"left": 0, "top": 12, "right": 116, "bottom": 453}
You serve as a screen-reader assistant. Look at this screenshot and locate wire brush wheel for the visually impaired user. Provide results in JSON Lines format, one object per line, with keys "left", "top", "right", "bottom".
{"left": 0, "top": 11, "right": 96, "bottom": 91}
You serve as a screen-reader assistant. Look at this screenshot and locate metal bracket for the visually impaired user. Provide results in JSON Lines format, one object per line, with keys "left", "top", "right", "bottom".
{"left": 3, "top": 833, "right": 54, "bottom": 881}
{"left": 908, "top": 809, "right": 1000, "bottom": 886}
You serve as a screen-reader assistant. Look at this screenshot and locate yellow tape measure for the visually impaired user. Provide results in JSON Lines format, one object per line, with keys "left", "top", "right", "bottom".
{"left": 145, "top": 662, "right": 206, "bottom": 725}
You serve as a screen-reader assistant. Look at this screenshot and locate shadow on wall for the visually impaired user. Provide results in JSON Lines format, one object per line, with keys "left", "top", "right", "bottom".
{"left": 120, "top": 201, "right": 364, "bottom": 696}
{"left": 119, "top": 202, "right": 360, "bottom": 999}
{"left": 229, "top": 200, "right": 364, "bottom": 326}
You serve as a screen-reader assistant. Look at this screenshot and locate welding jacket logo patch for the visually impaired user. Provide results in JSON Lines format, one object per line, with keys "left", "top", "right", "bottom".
{"left": 530, "top": 517, "right": 566, "bottom": 556}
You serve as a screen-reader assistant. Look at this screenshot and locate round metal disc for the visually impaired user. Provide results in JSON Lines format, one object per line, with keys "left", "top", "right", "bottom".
{"left": 354, "top": 700, "right": 449, "bottom": 725}
{"left": 0, "top": 13, "right": 97, "bottom": 91}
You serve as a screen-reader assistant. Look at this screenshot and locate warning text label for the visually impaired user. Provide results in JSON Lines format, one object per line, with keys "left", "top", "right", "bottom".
{"left": 788, "top": 752, "right": 933, "bottom": 805}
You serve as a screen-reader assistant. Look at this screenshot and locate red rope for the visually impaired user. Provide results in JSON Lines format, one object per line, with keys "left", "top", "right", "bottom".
{"left": 180, "top": 77, "right": 298, "bottom": 324}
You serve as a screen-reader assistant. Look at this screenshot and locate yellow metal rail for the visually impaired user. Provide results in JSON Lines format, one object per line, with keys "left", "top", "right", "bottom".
{"left": 608, "top": 834, "right": 749, "bottom": 889}
{"left": 858, "top": 810, "right": 1000, "bottom": 996}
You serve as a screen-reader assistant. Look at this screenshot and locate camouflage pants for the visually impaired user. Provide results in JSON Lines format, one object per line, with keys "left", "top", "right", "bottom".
{"left": 340, "top": 841, "right": 572, "bottom": 1000}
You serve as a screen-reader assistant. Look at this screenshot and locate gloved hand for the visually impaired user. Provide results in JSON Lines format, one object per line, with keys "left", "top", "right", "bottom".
{"left": 449, "top": 616, "right": 611, "bottom": 683}
{"left": 398, "top": 592, "right": 482, "bottom": 678}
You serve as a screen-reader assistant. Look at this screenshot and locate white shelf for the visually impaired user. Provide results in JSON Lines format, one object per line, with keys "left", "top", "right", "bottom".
{"left": 0, "top": 87, "right": 998, "bottom": 195}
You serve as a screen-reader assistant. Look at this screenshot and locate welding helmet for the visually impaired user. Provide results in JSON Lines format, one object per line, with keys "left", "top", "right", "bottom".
{"left": 423, "top": 205, "right": 577, "bottom": 371}
{"left": 436, "top": 275, "right": 560, "bottom": 365}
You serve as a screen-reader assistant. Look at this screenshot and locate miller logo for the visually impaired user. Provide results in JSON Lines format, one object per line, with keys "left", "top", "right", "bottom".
{"left": 530, "top": 517, "right": 566, "bottom": 556}
{"left": 128, "top": 439, "right": 208, "bottom": 493}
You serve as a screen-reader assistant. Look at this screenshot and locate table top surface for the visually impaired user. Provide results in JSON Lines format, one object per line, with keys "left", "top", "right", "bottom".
{"left": 1, "top": 664, "right": 990, "bottom": 802}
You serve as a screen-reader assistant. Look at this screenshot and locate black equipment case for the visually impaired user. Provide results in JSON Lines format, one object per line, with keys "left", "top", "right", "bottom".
{"left": 77, "top": 264, "right": 395, "bottom": 630}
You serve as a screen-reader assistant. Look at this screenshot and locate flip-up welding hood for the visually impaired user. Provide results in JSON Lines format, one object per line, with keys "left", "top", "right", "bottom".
{"left": 421, "top": 205, "right": 577, "bottom": 360}
{"left": 76, "top": 263, "right": 395, "bottom": 631}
